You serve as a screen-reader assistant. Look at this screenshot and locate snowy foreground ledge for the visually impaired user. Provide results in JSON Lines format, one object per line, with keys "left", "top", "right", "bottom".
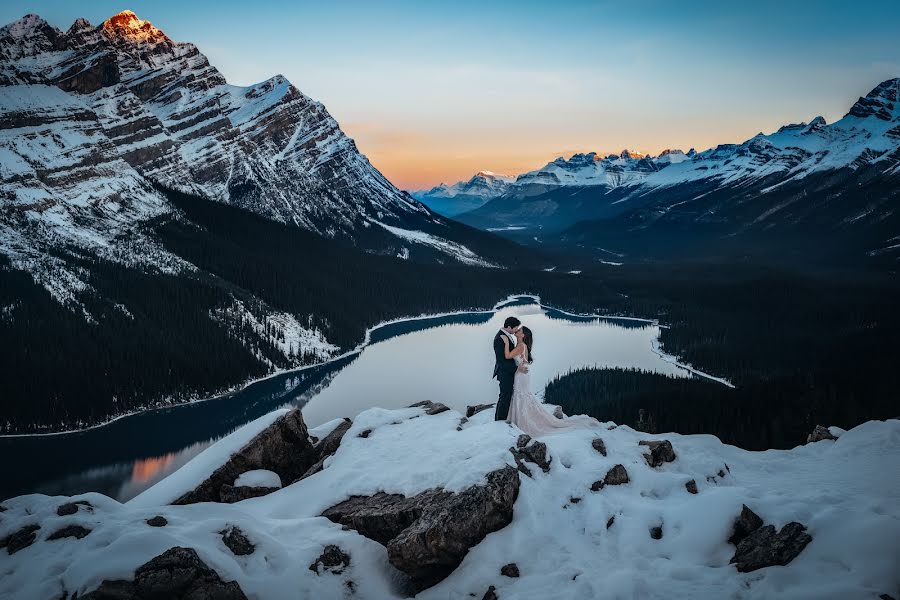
{"left": 1, "top": 404, "right": 898, "bottom": 599}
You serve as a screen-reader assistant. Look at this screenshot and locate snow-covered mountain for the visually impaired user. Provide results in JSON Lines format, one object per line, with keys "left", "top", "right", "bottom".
{"left": 458, "top": 79, "right": 900, "bottom": 261}
{"left": 411, "top": 171, "right": 515, "bottom": 216}
{"left": 2, "top": 403, "right": 898, "bottom": 598}
{"left": 0, "top": 11, "right": 505, "bottom": 304}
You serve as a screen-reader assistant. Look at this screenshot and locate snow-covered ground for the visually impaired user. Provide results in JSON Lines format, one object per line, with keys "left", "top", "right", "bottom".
{"left": 371, "top": 220, "right": 498, "bottom": 268}
{"left": 2, "top": 404, "right": 897, "bottom": 599}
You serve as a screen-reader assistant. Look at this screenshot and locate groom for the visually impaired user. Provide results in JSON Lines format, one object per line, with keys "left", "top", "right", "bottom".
{"left": 493, "top": 316, "right": 523, "bottom": 421}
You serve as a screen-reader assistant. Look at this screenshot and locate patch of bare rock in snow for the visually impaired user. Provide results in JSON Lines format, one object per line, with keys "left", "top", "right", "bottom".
{"left": 0, "top": 404, "right": 898, "bottom": 599}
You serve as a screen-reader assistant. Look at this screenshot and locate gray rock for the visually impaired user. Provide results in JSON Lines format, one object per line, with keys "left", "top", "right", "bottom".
{"left": 639, "top": 440, "right": 676, "bottom": 467}
{"left": 358, "top": 429, "right": 373, "bottom": 438}
{"left": 407, "top": 400, "right": 450, "bottom": 415}
{"left": 219, "top": 484, "right": 280, "bottom": 504}
{"left": 322, "top": 466, "right": 519, "bottom": 590}
{"left": 729, "top": 504, "right": 764, "bottom": 546}
{"left": 501, "top": 563, "right": 520, "bottom": 577}
{"left": 221, "top": 526, "right": 254, "bottom": 556}
{"left": 297, "top": 419, "right": 353, "bottom": 480}
{"left": 685, "top": 479, "right": 698, "bottom": 494}
{"left": 56, "top": 500, "right": 92, "bottom": 516}
{"left": 1, "top": 523, "right": 40, "bottom": 554}
{"left": 48, "top": 525, "right": 92, "bottom": 541}
{"left": 606, "top": 516, "right": 615, "bottom": 529}
{"left": 309, "top": 544, "right": 351, "bottom": 574}
{"left": 466, "top": 403, "right": 494, "bottom": 418}
{"left": 173, "top": 409, "right": 316, "bottom": 505}
{"left": 591, "top": 438, "right": 607, "bottom": 456}
{"left": 807, "top": 425, "right": 838, "bottom": 443}
{"left": 650, "top": 525, "right": 663, "bottom": 540}
{"left": 146, "top": 516, "right": 168, "bottom": 527}
{"left": 81, "top": 546, "right": 247, "bottom": 599}
{"left": 456, "top": 417, "right": 469, "bottom": 431}
{"left": 482, "top": 585, "right": 498, "bottom": 600}
{"left": 604, "top": 464, "right": 629, "bottom": 486}
{"left": 516, "top": 434, "right": 532, "bottom": 449}
{"left": 553, "top": 406, "right": 565, "bottom": 419}
{"left": 730, "top": 522, "right": 812, "bottom": 572}
{"left": 509, "top": 439, "right": 551, "bottom": 477}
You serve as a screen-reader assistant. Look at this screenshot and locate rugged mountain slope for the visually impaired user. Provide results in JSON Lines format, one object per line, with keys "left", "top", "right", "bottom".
{"left": 411, "top": 170, "right": 515, "bottom": 216}
{"left": 458, "top": 80, "right": 900, "bottom": 264}
{"left": 0, "top": 10, "right": 514, "bottom": 307}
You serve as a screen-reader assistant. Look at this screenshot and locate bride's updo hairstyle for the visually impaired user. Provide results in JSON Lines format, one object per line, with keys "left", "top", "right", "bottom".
{"left": 522, "top": 326, "right": 534, "bottom": 363}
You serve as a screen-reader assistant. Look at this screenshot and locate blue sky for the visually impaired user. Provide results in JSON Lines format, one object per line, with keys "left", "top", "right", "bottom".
{"left": 3, "top": 0, "right": 899, "bottom": 187}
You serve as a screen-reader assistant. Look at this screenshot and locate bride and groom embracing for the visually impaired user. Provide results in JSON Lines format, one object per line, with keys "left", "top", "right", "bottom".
{"left": 492, "top": 316, "right": 599, "bottom": 437}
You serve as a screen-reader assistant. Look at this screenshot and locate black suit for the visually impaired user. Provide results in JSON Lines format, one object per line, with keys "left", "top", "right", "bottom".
{"left": 493, "top": 330, "right": 517, "bottom": 421}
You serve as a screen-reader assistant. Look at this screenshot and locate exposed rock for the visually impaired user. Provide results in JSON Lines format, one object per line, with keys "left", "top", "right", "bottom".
{"left": 81, "top": 546, "right": 247, "bottom": 599}
{"left": 509, "top": 439, "right": 551, "bottom": 477}
{"left": 482, "top": 585, "right": 498, "bottom": 600}
{"left": 516, "top": 434, "right": 531, "bottom": 449}
{"left": 309, "top": 545, "right": 351, "bottom": 575}
{"left": 219, "top": 484, "right": 280, "bottom": 504}
{"left": 322, "top": 466, "right": 520, "bottom": 589}
{"left": 591, "top": 438, "right": 607, "bottom": 456}
{"left": 173, "top": 409, "right": 316, "bottom": 505}
{"left": 650, "top": 526, "right": 663, "bottom": 540}
{"left": 639, "top": 440, "right": 676, "bottom": 467}
{"left": 146, "top": 515, "right": 168, "bottom": 527}
{"left": 297, "top": 418, "right": 353, "bottom": 480}
{"left": 606, "top": 516, "right": 615, "bottom": 529}
{"left": 221, "top": 526, "right": 254, "bottom": 556}
{"left": 407, "top": 400, "right": 450, "bottom": 415}
{"left": 358, "top": 429, "right": 372, "bottom": 439}
{"left": 604, "top": 464, "right": 629, "bottom": 486}
{"left": 48, "top": 525, "right": 92, "bottom": 541}
{"left": 456, "top": 417, "right": 468, "bottom": 431}
{"left": 685, "top": 479, "right": 698, "bottom": 494}
{"left": 501, "top": 563, "right": 520, "bottom": 577}
{"left": 1, "top": 524, "right": 40, "bottom": 554}
{"left": 590, "top": 481, "right": 604, "bottom": 492}
{"left": 718, "top": 469, "right": 726, "bottom": 478}
{"left": 553, "top": 406, "right": 565, "bottom": 419}
{"left": 0, "top": 505, "right": 6, "bottom": 512}
{"left": 728, "top": 505, "right": 764, "bottom": 546}
{"left": 730, "top": 522, "right": 813, "bottom": 572}
{"left": 569, "top": 497, "right": 582, "bottom": 504}
{"left": 56, "top": 500, "right": 92, "bottom": 516}
{"left": 807, "top": 425, "right": 838, "bottom": 443}
{"left": 466, "top": 403, "right": 494, "bottom": 418}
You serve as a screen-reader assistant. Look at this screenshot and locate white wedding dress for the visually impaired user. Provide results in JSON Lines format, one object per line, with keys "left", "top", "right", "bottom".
{"left": 507, "top": 347, "right": 600, "bottom": 436}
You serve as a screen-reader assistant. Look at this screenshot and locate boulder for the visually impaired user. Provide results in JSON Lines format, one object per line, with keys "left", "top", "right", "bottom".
{"left": 221, "top": 526, "right": 254, "bottom": 556}
{"left": 728, "top": 504, "right": 764, "bottom": 546}
{"left": 685, "top": 479, "right": 698, "bottom": 494}
{"left": 297, "top": 419, "right": 353, "bottom": 481}
{"left": 408, "top": 400, "right": 450, "bottom": 415}
{"left": 604, "top": 464, "right": 630, "bottom": 486}
{"left": 807, "top": 425, "right": 838, "bottom": 443}
{"left": 219, "top": 484, "right": 280, "bottom": 504}
{"left": 1, "top": 523, "right": 40, "bottom": 554}
{"left": 81, "top": 546, "right": 247, "bottom": 599}
{"left": 322, "top": 466, "right": 519, "bottom": 590}
{"left": 639, "top": 440, "right": 676, "bottom": 467}
{"left": 730, "top": 522, "right": 812, "bottom": 572}
{"left": 173, "top": 409, "right": 316, "bottom": 505}
{"left": 309, "top": 545, "right": 351, "bottom": 575}
{"left": 466, "top": 403, "right": 494, "bottom": 418}
{"left": 509, "top": 439, "right": 551, "bottom": 477}
{"left": 146, "top": 516, "right": 168, "bottom": 527}
{"left": 591, "top": 438, "right": 607, "bottom": 456}
{"left": 501, "top": 563, "right": 520, "bottom": 577}
{"left": 48, "top": 525, "right": 91, "bottom": 541}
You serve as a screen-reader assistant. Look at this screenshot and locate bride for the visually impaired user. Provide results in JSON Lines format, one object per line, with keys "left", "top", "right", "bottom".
{"left": 501, "top": 326, "right": 600, "bottom": 436}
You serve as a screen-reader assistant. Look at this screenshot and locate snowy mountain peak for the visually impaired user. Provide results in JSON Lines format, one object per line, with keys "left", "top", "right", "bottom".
{"left": 101, "top": 10, "right": 170, "bottom": 45}
{"left": 0, "top": 13, "right": 48, "bottom": 37}
{"left": 846, "top": 78, "right": 900, "bottom": 121}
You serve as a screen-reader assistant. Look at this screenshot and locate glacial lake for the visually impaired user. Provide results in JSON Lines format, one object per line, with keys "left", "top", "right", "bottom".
{"left": 0, "top": 297, "right": 716, "bottom": 502}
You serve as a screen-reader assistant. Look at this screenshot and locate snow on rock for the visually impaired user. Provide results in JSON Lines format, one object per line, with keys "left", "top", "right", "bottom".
{"left": 234, "top": 470, "right": 282, "bottom": 489}
{"left": 1, "top": 403, "right": 898, "bottom": 599}
{"left": 372, "top": 220, "right": 499, "bottom": 268}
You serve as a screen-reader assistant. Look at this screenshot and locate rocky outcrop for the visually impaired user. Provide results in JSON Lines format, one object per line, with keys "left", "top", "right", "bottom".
{"left": 807, "top": 425, "right": 838, "bottom": 443}
{"left": 639, "top": 440, "right": 676, "bottom": 467}
{"left": 1, "top": 523, "right": 39, "bottom": 554}
{"left": 729, "top": 505, "right": 764, "bottom": 546}
{"left": 466, "top": 403, "right": 494, "bottom": 418}
{"left": 508, "top": 435, "right": 551, "bottom": 476}
{"left": 81, "top": 546, "right": 247, "bottom": 599}
{"left": 219, "top": 484, "right": 280, "bottom": 504}
{"left": 173, "top": 409, "right": 316, "bottom": 504}
{"left": 56, "top": 500, "right": 92, "bottom": 516}
{"left": 47, "top": 524, "right": 91, "bottom": 541}
{"left": 731, "top": 522, "right": 813, "bottom": 572}
{"left": 409, "top": 400, "right": 451, "bottom": 415}
{"left": 309, "top": 545, "right": 351, "bottom": 575}
{"left": 297, "top": 418, "right": 352, "bottom": 481}
{"left": 221, "top": 526, "right": 254, "bottom": 556}
{"left": 322, "top": 466, "right": 519, "bottom": 589}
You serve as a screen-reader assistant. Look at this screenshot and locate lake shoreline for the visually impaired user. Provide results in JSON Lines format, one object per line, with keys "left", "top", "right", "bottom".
{"left": 0, "top": 293, "right": 699, "bottom": 439}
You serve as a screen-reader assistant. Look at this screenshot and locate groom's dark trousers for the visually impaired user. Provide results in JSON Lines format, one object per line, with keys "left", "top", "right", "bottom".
{"left": 493, "top": 330, "right": 517, "bottom": 421}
